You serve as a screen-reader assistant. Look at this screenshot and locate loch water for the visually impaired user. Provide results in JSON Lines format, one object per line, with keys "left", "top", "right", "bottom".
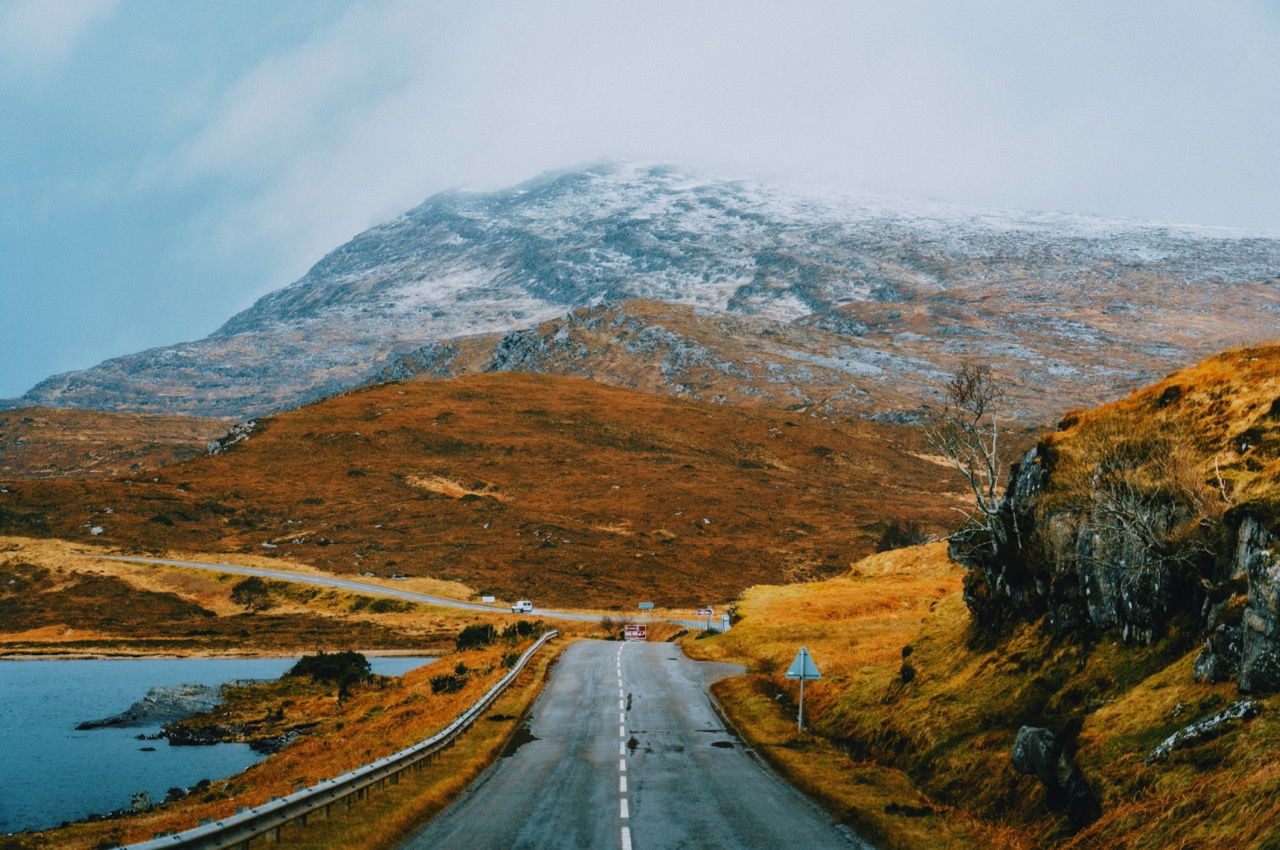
{"left": 0, "top": 656, "right": 433, "bottom": 833}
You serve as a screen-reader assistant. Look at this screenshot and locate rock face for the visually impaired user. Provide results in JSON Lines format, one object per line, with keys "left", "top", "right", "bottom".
{"left": 1010, "top": 725, "right": 1099, "bottom": 828}
{"left": 6, "top": 162, "right": 1280, "bottom": 420}
{"left": 76, "top": 684, "right": 222, "bottom": 730}
{"left": 1237, "top": 517, "right": 1280, "bottom": 692}
{"left": 951, "top": 350, "right": 1280, "bottom": 695}
{"left": 956, "top": 436, "right": 1225, "bottom": 647}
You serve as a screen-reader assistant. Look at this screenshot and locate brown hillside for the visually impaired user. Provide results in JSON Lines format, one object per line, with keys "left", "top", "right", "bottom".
{"left": 0, "top": 374, "right": 965, "bottom": 607}
{"left": 0, "top": 407, "right": 226, "bottom": 479}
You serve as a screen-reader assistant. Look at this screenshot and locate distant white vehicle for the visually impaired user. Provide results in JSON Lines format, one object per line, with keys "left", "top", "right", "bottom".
{"left": 511, "top": 600, "right": 533, "bottom": 613}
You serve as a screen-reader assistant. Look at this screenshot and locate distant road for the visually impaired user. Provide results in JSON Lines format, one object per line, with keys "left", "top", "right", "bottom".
{"left": 401, "top": 640, "right": 865, "bottom": 849}
{"left": 93, "top": 555, "right": 711, "bottom": 630}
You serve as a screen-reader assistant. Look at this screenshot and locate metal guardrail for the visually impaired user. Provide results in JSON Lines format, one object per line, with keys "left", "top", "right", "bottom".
{"left": 126, "top": 630, "right": 559, "bottom": 850}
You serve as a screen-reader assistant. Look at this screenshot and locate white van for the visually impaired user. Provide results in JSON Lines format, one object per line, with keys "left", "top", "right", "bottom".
{"left": 511, "top": 600, "right": 534, "bottom": 613}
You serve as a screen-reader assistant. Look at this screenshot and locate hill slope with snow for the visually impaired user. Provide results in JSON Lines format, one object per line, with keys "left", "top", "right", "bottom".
{"left": 9, "top": 163, "right": 1280, "bottom": 419}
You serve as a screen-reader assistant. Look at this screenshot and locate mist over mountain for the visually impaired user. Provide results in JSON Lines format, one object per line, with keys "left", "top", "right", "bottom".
{"left": 9, "top": 163, "right": 1279, "bottom": 420}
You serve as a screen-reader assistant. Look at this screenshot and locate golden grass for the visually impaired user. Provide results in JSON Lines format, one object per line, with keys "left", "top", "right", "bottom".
{"left": 30, "top": 636, "right": 568, "bottom": 849}
{"left": 709, "top": 675, "right": 1005, "bottom": 849}
{"left": 692, "top": 533, "right": 1280, "bottom": 849}
{"left": 404, "top": 473, "right": 511, "bottom": 503}
{"left": 684, "top": 544, "right": 1003, "bottom": 847}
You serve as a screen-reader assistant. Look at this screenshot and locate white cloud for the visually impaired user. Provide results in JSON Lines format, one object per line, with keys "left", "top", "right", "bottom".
{"left": 0, "top": 0, "right": 118, "bottom": 73}
{"left": 154, "top": 0, "right": 1280, "bottom": 287}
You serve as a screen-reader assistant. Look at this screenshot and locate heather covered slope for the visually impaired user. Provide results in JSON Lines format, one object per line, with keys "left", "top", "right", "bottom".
{"left": 0, "top": 407, "right": 227, "bottom": 479}
{"left": 10, "top": 163, "right": 1279, "bottom": 419}
{"left": 0, "top": 373, "right": 965, "bottom": 607}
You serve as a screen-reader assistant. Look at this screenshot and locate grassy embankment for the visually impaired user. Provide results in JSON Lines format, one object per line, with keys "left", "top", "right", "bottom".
{"left": 688, "top": 346, "right": 1280, "bottom": 849}
{"left": 0, "top": 536, "right": 489, "bottom": 656}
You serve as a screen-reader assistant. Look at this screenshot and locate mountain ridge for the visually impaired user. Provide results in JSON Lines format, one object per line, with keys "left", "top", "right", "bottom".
{"left": 9, "top": 163, "right": 1280, "bottom": 419}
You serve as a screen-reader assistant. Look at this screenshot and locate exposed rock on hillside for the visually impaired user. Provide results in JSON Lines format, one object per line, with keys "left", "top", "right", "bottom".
{"left": 7, "top": 163, "right": 1279, "bottom": 419}
{"left": 950, "top": 346, "right": 1280, "bottom": 692}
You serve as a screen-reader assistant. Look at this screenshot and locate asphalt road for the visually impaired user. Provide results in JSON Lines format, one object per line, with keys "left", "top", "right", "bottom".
{"left": 92, "top": 554, "right": 711, "bottom": 630}
{"left": 401, "top": 640, "right": 866, "bottom": 850}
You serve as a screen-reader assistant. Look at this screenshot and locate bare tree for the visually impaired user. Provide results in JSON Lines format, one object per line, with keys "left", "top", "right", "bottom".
{"left": 925, "top": 363, "right": 1010, "bottom": 522}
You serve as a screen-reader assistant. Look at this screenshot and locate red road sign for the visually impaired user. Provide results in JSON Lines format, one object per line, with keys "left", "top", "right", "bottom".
{"left": 696, "top": 608, "right": 713, "bottom": 616}
{"left": 624, "top": 624, "right": 648, "bottom": 641}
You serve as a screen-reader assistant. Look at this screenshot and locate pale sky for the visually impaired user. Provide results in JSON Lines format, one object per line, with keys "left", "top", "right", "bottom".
{"left": 3, "top": 0, "right": 1279, "bottom": 399}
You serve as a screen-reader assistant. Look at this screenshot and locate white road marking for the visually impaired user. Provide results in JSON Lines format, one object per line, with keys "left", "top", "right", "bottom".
{"left": 619, "top": 646, "right": 632, "bottom": 847}
{"left": 620, "top": 741, "right": 626, "bottom": 755}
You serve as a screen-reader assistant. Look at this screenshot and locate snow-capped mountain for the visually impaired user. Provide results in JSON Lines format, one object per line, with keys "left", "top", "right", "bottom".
{"left": 8, "top": 163, "right": 1280, "bottom": 419}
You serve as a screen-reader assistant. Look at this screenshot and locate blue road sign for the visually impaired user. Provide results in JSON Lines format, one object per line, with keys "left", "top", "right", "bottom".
{"left": 785, "top": 646, "right": 822, "bottom": 680}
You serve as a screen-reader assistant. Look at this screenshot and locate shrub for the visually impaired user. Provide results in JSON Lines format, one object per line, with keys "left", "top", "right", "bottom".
{"left": 501, "top": 619, "right": 546, "bottom": 641}
{"left": 287, "top": 650, "right": 372, "bottom": 687}
{"left": 875, "top": 518, "right": 929, "bottom": 552}
{"left": 430, "top": 672, "right": 467, "bottom": 694}
{"left": 455, "top": 623, "right": 498, "bottom": 651}
{"left": 600, "top": 616, "right": 631, "bottom": 639}
{"left": 230, "top": 576, "right": 272, "bottom": 612}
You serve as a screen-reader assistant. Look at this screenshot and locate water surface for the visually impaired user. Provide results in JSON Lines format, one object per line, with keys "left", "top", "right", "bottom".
{"left": 0, "top": 656, "right": 432, "bottom": 832}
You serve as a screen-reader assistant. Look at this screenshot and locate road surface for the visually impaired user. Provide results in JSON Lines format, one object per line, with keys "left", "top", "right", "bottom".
{"left": 92, "top": 554, "right": 713, "bottom": 630}
{"left": 400, "top": 640, "right": 866, "bottom": 850}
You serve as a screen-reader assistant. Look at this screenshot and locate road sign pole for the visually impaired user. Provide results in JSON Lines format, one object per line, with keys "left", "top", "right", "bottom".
{"left": 785, "top": 646, "right": 821, "bottom": 733}
{"left": 798, "top": 678, "right": 805, "bottom": 732}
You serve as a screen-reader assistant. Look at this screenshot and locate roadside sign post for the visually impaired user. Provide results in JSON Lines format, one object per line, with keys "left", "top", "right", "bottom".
{"left": 624, "top": 624, "right": 648, "bottom": 641}
{"left": 784, "top": 646, "right": 822, "bottom": 732}
{"left": 697, "top": 607, "right": 714, "bottom": 630}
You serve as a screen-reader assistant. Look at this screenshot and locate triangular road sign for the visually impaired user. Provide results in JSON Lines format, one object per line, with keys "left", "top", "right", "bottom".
{"left": 785, "top": 646, "right": 822, "bottom": 680}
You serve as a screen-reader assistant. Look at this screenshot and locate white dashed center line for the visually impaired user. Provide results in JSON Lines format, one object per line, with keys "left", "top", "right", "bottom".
{"left": 617, "top": 643, "right": 631, "bottom": 850}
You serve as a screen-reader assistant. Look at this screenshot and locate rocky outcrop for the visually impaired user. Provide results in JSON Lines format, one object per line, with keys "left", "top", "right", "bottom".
{"left": 1010, "top": 725, "right": 1099, "bottom": 828}
{"left": 1237, "top": 517, "right": 1280, "bottom": 691}
{"left": 953, "top": 439, "right": 1221, "bottom": 647}
{"left": 1145, "top": 700, "right": 1259, "bottom": 764}
{"left": 77, "top": 684, "right": 221, "bottom": 729}
{"left": 953, "top": 422, "right": 1280, "bottom": 694}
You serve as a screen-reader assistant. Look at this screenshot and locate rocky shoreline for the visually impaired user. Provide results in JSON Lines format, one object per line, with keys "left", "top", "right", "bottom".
{"left": 75, "top": 681, "right": 309, "bottom": 753}
{"left": 76, "top": 683, "right": 225, "bottom": 730}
